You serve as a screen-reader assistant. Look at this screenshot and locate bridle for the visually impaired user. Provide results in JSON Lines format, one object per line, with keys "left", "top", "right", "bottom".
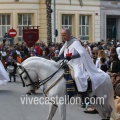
{"left": 17, "top": 61, "right": 66, "bottom": 90}
{"left": 17, "top": 65, "right": 40, "bottom": 90}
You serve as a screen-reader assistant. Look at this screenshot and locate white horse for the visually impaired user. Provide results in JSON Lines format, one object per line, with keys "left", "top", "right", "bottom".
{"left": 17, "top": 57, "right": 119, "bottom": 120}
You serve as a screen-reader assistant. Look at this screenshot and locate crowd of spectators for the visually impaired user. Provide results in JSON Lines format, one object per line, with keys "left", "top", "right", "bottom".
{"left": 1, "top": 39, "right": 120, "bottom": 92}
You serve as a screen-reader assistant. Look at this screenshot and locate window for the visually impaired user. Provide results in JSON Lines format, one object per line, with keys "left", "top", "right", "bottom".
{"left": 0, "top": 14, "right": 10, "bottom": 40}
{"left": 107, "top": 18, "right": 116, "bottom": 39}
{"left": 62, "top": 15, "right": 72, "bottom": 33}
{"left": 18, "top": 14, "right": 32, "bottom": 41}
{"left": 79, "top": 15, "right": 89, "bottom": 40}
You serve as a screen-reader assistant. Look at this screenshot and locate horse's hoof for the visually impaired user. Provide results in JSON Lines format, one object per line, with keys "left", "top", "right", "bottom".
{"left": 31, "top": 90, "right": 36, "bottom": 94}
{"left": 26, "top": 92, "right": 32, "bottom": 95}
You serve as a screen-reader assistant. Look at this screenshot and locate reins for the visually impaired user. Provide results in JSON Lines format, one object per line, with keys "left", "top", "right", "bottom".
{"left": 37, "top": 61, "right": 65, "bottom": 86}
{"left": 18, "top": 60, "right": 66, "bottom": 89}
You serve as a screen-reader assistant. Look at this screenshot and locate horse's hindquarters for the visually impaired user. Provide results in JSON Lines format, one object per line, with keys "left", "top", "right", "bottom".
{"left": 91, "top": 74, "right": 114, "bottom": 119}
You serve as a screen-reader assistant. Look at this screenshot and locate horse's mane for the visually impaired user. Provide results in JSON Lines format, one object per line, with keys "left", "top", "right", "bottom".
{"left": 21, "top": 56, "right": 60, "bottom": 68}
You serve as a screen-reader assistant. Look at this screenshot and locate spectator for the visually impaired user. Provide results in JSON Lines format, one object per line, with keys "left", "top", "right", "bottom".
{"left": 116, "top": 46, "right": 120, "bottom": 60}
{"left": 91, "top": 52, "right": 97, "bottom": 64}
{"left": 111, "top": 73, "right": 117, "bottom": 86}
{"left": 23, "top": 45, "right": 29, "bottom": 56}
{"left": 52, "top": 50, "right": 59, "bottom": 61}
{"left": 5, "top": 55, "right": 17, "bottom": 82}
{"left": 110, "top": 53, "right": 120, "bottom": 73}
{"left": 100, "top": 57, "right": 108, "bottom": 72}
{"left": 3, "top": 33, "right": 8, "bottom": 45}
{"left": 110, "top": 47, "right": 117, "bottom": 57}
{"left": 84, "top": 42, "right": 92, "bottom": 56}
{"left": 92, "top": 47, "right": 99, "bottom": 59}
{"left": 17, "top": 54, "right": 22, "bottom": 63}
{"left": 1, "top": 48, "right": 7, "bottom": 59}
{"left": 113, "top": 72, "right": 120, "bottom": 97}
{"left": 35, "top": 43, "right": 42, "bottom": 56}
{"left": 42, "top": 49, "right": 49, "bottom": 59}
{"left": 97, "top": 41, "right": 103, "bottom": 50}
{"left": 96, "top": 50, "right": 107, "bottom": 68}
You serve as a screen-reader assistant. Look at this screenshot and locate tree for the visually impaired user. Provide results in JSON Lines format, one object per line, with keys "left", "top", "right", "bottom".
{"left": 45, "top": 0, "right": 52, "bottom": 44}
{"left": 45, "top": 0, "right": 83, "bottom": 44}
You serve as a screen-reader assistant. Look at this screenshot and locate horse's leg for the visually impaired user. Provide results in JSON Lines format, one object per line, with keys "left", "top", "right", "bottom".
{"left": 58, "top": 104, "right": 66, "bottom": 120}
{"left": 47, "top": 103, "right": 58, "bottom": 120}
{"left": 94, "top": 103, "right": 110, "bottom": 119}
{"left": 103, "top": 99, "right": 112, "bottom": 118}
{"left": 92, "top": 75, "right": 113, "bottom": 119}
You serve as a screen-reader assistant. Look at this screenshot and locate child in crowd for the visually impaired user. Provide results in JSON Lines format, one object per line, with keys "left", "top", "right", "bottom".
{"left": 5, "top": 55, "right": 17, "bottom": 82}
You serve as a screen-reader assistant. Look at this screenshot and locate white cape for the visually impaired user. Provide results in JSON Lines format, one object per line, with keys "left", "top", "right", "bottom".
{"left": 59, "top": 40, "right": 106, "bottom": 91}
{"left": 0, "top": 61, "right": 10, "bottom": 85}
{"left": 116, "top": 47, "right": 120, "bottom": 60}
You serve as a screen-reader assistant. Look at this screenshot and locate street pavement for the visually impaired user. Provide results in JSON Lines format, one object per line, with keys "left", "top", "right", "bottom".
{"left": 0, "top": 76, "right": 101, "bottom": 120}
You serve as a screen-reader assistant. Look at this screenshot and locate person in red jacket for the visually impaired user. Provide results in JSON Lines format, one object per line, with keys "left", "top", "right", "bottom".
{"left": 35, "top": 43, "right": 42, "bottom": 56}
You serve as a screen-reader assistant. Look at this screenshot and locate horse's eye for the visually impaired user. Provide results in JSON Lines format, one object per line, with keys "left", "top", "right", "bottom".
{"left": 23, "top": 76, "right": 27, "bottom": 79}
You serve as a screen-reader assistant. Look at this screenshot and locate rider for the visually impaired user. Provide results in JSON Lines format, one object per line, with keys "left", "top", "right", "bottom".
{"left": 58, "top": 28, "right": 120, "bottom": 120}
{"left": 58, "top": 28, "right": 106, "bottom": 92}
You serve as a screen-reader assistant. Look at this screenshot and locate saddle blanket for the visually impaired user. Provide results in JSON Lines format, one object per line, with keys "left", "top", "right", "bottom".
{"left": 64, "top": 70, "right": 92, "bottom": 99}
{"left": 64, "top": 71, "right": 77, "bottom": 98}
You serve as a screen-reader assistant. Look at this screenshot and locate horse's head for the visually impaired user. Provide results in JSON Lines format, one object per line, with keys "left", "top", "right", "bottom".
{"left": 16, "top": 57, "right": 64, "bottom": 95}
{"left": 16, "top": 64, "right": 39, "bottom": 95}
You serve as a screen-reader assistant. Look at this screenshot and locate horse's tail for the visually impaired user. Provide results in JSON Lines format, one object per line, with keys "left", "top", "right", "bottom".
{"left": 109, "top": 83, "right": 120, "bottom": 120}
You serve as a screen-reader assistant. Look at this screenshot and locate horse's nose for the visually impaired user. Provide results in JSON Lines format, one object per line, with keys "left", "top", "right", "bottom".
{"left": 23, "top": 76, "right": 27, "bottom": 79}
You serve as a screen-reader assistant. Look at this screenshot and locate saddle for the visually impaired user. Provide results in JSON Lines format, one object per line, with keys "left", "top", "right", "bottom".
{"left": 64, "top": 64, "right": 92, "bottom": 94}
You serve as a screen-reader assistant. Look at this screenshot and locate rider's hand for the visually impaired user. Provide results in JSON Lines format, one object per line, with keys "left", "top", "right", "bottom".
{"left": 66, "top": 56, "right": 72, "bottom": 61}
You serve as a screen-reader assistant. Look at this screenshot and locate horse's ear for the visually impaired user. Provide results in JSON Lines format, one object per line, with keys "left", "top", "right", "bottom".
{"left": 17, "top": 62, "right": 23, "bottom": 69}
{"left": 18, "top": 65, "right": 23, "bottom": 69}
{"left": 17, "top": 62, "right": 21, "bottom": 66}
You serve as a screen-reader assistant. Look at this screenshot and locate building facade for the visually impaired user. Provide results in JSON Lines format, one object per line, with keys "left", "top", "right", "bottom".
{"left": 100, "top": 0, "right": 120, "bottom": 41}
{"left": 0, "top": 0, "right": 41, "bottom": 44}
{"left": 0, "top": 0, "right": 119, "bottom": 44}
{"left": 52, "top": 0, "right": 100, "bottom": 43}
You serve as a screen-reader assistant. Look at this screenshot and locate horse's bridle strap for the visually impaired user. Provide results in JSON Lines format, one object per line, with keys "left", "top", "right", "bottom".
{"left": 18, "top": 66, "right": 37, "bottom": 87}
{"left": 44, "top": 74, "right": 64, "bottom": 95}
{"left": 19, "top": 60, "right": 66, "bottom": 88}
{"left": 19, "top": 69, "right": 26, "bottom": 87}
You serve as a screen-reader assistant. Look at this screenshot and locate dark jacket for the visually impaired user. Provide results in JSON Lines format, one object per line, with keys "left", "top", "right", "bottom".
{"left": 111, "top": 60, "right": 120, "bottom": 73}
{"left": 100, "top": 63, "right": 108, "bottom": 72}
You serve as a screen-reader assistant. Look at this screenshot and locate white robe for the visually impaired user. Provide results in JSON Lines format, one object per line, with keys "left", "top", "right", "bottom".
{"left": 116, "top": 47, "right": 120, "bottom": 60}
{"left": 0, "top": 61, "right": 10, "bottom": 85}
{"left": 95, "top": 57, "right": 101, "bottom": 68}
{"left": 59, "top": 40, "right": 106, "bottom": 92}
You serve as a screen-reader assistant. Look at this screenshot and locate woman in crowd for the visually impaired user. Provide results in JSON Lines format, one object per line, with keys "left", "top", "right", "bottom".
{"left": 96, "top": 49, "right": 107, "bottom": 68}
{"left": 109, "top": 53, "right": 120, "bottom": 74}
